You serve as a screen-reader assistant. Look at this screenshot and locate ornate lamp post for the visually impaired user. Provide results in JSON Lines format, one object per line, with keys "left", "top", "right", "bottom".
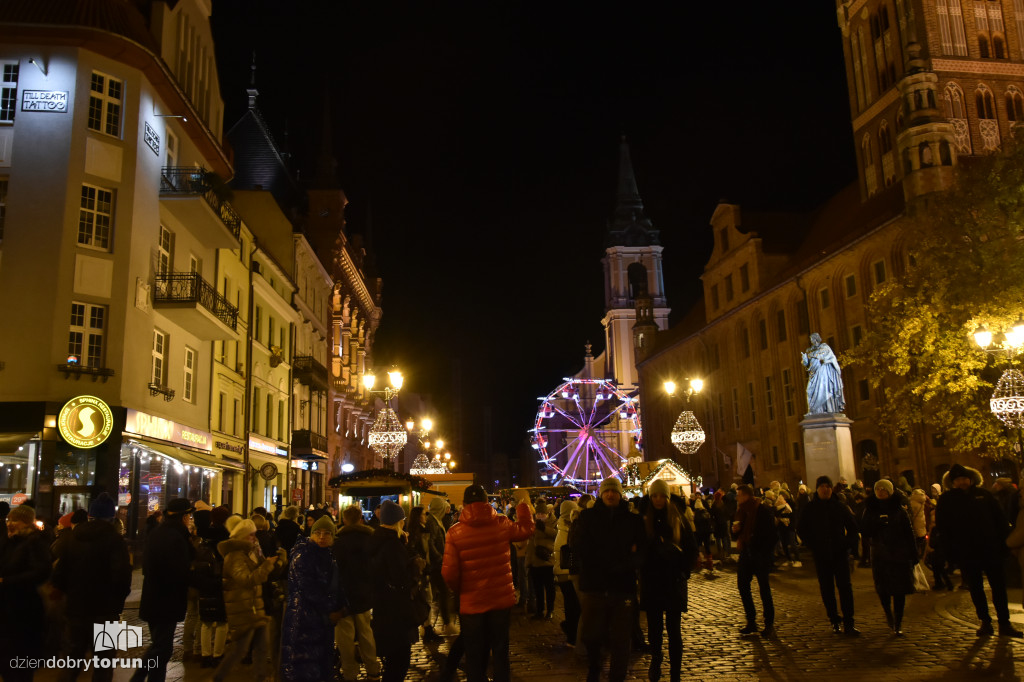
{"left": 365, "top": 369, "right": 408, "bottom": 468}
{"left": 665, "top": 378, "right": 704, "bottom": 489}
{"left": 972, "top": 318, "right": 1024, "bottom": 461}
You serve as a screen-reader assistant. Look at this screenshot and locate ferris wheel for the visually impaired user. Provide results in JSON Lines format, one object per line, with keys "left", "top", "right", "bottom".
{"left": 531, "top": 378, "right": 642, "bottom": 488}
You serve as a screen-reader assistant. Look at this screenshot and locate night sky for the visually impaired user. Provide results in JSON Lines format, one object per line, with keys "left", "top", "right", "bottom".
{"left": 210, "top": 1, "right": 857, "bottom": 474}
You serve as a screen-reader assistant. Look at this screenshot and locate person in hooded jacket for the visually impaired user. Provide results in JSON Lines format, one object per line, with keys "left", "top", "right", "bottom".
{"left": 131, "top": 499, "right": 195, "bottom": 682}
{"left": 640, "top": 480, "right": 697, "bottom": 682}
{"left": 370, "top": 500, "right": 420, "bottom": 682}
{"left": 281, "top": 515, "right": 346, "bottom": 681}
{"left": 861, "top": 480, "right": 918, "bottom": 635}
{"left": 51, "top": 493, "right": 132, "bottom": 682}
{"left": 937, "top": 463, "right": 1022, "bottom": 637}
{"left": 0, "top": 504, "right": 52, "bottom": 682}
{"left": 443, "top": 485, "right": 534, "bottom": 682}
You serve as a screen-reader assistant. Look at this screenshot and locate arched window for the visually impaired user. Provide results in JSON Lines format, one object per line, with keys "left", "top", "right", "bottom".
{"left": 895, "top": 109, "right": 905, "bottom": 132}
{"left": 979, "top": 35, "right": 991, "bottom": 58}
{"left": 994, "top": 35, "right": 1006, "bottom": 59}
{"left": 977, "top": 84, "right": 996, "bottom": 119}
{"left": 879, "top": 121, "right": 896, "bottom": 186}
{"left": 879, "top": 121, "right": 893, "bottom": 154}
{"left": 1006, "top": 86, "right": 1024, "bottom": 122}
{"left": 863, "top": 134, "right": 878, "bottom": 195}
{"left": 944, "top": 82, "right": 966, "bottom": 119}
{"left": 862, "top": 134, "right": 874, "bottom": 165}
{"left": 920, "top": 142, "right": 934, "bottom": 167}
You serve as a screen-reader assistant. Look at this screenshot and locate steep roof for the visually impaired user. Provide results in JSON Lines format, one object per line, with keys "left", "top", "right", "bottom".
{"left": 0, "top": 0, "right": 159, "bottom": 51}
{"left": 226, "top": 107, "right": 301, "bottom": 213}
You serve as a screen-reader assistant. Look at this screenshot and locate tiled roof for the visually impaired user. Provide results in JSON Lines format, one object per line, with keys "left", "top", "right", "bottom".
{"left": 0, "top": 0, "right": 159, "bottom": 52}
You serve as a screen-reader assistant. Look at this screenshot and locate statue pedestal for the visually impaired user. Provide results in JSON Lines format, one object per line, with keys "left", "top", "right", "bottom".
{"left": 799, "top": 413, "right": 856, "bottom": 486}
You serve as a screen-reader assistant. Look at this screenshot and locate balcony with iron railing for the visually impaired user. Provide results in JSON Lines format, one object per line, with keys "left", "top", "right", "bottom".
{"left": 293, "top": 355, "right": 329, "bottom": 391}
{"left": 159, "top": 167, "right": 241, "bottom": 247}
{"left": 292, "top": 429, "right": 329, "bottom": 455}
{"left": 153, "top": 272, "right": 239, "bottom": 338}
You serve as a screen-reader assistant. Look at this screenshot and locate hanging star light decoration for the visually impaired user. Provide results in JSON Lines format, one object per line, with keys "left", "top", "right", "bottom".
{"left": 368, "top": 406, "right": 407, "bottom": 461}
{"left": 670, "top": 410, "right": 705, "bottom": 455}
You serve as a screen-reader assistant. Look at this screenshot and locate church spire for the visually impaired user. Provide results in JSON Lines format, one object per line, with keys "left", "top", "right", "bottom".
{"left": 606, "top": 137, "right": 658, "bottom": 247}
{"left": 246, "top": 51, "right": 259, "bottom": 109}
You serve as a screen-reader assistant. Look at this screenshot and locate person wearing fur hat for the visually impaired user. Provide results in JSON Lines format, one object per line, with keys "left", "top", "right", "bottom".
{"left": 281, "top": 514, "right": 346, "bottom": 681}
{"left": 526, "top": 498, "right": 558, "bottom": 619}
{"left": 51, "top": 493, "right": 132, "bottom": 681}
{"left": 570, "top": 476, "right": 646, "bottom": 682}
{"left": 212, "top": 518, "right": 285, "bottom": 682}
{"left": 797, "top": 476, "right": 861, "bottom": 636}
{"left": 443, "top": 485, "right": 535, "bottom": 682}
{"left": 937, "top": 463, "right": 1022, "bottom": 637}
{"left": 862, "top": 479, "right": 918, "bottom": 635}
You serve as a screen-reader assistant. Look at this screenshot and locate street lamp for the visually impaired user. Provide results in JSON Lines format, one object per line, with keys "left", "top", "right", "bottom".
{"left": 971, "top": 319, "right": 1024, "bottom": 459}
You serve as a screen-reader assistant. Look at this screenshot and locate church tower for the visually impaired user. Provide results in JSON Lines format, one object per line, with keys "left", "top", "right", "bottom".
{"left": 600, "top": 138, "right": 669, "bottom": 390}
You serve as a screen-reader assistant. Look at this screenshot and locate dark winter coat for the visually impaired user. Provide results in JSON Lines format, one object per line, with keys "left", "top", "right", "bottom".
{"left": 275, "top": 517, "right": 302, "bottom": 555}
{"left": 190, "top": 537, "right": 226, "bottom": 622}
{"left": 370, "top": 526, "right": 419, "bottom": 644}
{"left": 734, "top": 498, "right": 777, "bottom": 558}
{"left": 639, "top": 497, "right": 698, "bottom": 612}
{"left": 425, "top": 512, "right": 447, "bottom": 572}
{"left": 201, "top": 523, "right": 230, "bottom": 559}
{"left": 52, "top": 519, "right": 132, "bottom": 620}
{"left": 333, "top": 523, "right": 375, "bottom": 614}
{"left": 281, "top": 536, "right": 344, "bottom": 682}
{"left": 139, "top": 517, "right": 194, "bottom": 622}
{"left": 936, "top": 474, "right": 1009, "bottom": 563}
{"left": 570, "top": 497, "right": 646, "bottom": 595}
{"left": 862, "top": 495, "right": 918, "bottom": 595}
{"left": 218, "top": 538, "right": 276, "bottom": 635}
{"left": 797, "top": 494, "right": 860, "bottom": 559}
{"left": 0, "top": 529, "right": 51, "bottom": 656}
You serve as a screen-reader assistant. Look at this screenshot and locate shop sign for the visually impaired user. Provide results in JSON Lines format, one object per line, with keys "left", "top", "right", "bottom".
{"left": 249, "top": 434, "right": 287, "bottom": 457}
{"left": 118, "top": 493, "right": 132, "bottom": 506}
{"left": 259, "top": 462, "right": 278, "bottom": 481}
{"left": 144, "top": 121, "right": 160, "bottom": 155}
{"left": 291, "top": 488, "right": 303, "bottom": 502}
{"left": 291, "top": 459, "right": 320, "bottom": 471}
{"left": 215, "top": 440, "right": 245, "bottom": 455}
{"left": 21, "top": 90, "right": 68, "bottom": 112}
{"left": 10, "top": 492, "right": 28, "bottom": 506}
{"left": 58, "top": 395, "right": 114, "bottom": 449}
{"left": 126, "top": 409, "right": 212, "bottom": 452}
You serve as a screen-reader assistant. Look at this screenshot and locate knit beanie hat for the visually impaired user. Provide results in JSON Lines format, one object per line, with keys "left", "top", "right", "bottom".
{"left": 380, "top": 500, "right": 406, "bottom": 526}
{"left": 88, "top": 492, "right": 116, "bottom": 519}
{"left": 229, "top": 518, "right": 256, "bottom": 539}
{"left": 815, "top": 475, "right": 833, "bottom": 488}
{"left": 874, "top": 479, "right": 894, "bottom": 495}
{"left": 648, "top": 479, "right": 670, "bottom": 498}
{"left": 210, "top": 505, "right": 231, "bottom": 526}
{"left": 311, "top": 515, "right": 336, "bottom": 535}
{"left": 599, "top": 476, "right": 624, "bottom": 496}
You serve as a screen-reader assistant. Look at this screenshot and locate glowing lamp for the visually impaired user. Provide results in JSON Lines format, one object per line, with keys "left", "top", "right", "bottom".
{"left": 388, "top": 370, "right": 404, "bottom": 390}
{"left": 362, "top": 373, "right": 376, "bottom": 390}
{"left": 421, "top": 418, "right": 433, "bottom": 432}
{"left": 690, "top": 378, "right": 704, "bottom": 394}
{"left": 974, "top": 325, "right": 993, "bottom": 349}
{"left": 663, "top": 381, "right": 677, "bottom": 396}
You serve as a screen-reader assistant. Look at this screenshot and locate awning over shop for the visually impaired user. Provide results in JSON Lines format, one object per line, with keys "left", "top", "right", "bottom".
{"left": 127, "top": 439, "right": 227, "bottom": 472}
{"left": 0, "top": 432, "right": 39, "bottom": 455}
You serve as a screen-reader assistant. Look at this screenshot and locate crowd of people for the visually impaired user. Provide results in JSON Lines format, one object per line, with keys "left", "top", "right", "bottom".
{"left": 2, "top": 462, "right": 1024, "bottom": 681}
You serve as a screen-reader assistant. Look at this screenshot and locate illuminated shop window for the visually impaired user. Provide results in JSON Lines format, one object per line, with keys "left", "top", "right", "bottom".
{"left": 87, "top": 71, "right": 123, "bottom": 138}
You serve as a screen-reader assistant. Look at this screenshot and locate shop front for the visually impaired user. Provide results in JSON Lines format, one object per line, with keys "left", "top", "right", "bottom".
{"left": 249, "top": 433, "right": 288, "bottom": 513}
{"left": 212, "top": 437, "right": 246, "bottom": 513}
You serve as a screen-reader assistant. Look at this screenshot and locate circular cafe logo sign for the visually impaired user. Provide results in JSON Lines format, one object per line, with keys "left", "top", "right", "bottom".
{"left": 58, "top": 395, "right": 114, "bottom": 448}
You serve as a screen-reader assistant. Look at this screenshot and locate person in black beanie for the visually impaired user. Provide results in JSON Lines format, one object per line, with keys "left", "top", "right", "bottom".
{"left": 937, "top": 463, "right": 1023, "bottom": 637}
{"left": 798, "top": 475, "right": 861, "bottom": 636}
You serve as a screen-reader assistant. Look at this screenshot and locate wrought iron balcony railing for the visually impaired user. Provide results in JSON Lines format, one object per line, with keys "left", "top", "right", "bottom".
{"left": 292, "top": 429, "right": 328, "bottom": 454}
{"left": 154, "top": 272, "right": 239, "bottom": 331}
{"left": 159, "top": 167, "right": 242, "bottom": 239}
{"left": 293, "top": 355, "right": 329, "bottom": 390}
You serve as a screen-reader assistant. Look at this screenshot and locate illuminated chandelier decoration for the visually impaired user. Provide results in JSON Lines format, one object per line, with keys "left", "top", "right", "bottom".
{"left": 368, "top": 407, "right": 407, "bottom": 461}
{"left": 670, "top": 411, "right": 705, "bottom": 455}
{"left": 427, "top": 456, "right": 448, "bottom": 473}
{"left": 991, "top": 368, "right": 1024, "bottom": 429}
{"left": 410, "top": 453, "right": 434, "bottom": 475}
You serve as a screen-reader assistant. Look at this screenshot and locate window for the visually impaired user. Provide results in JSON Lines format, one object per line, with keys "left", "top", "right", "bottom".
{"left": 266, "top": 395, "right": 274, "bottom": 439}
{"left": 820, "top": 287, "right": 831, "bottom": 310}
{"left": 0, "top": 177, "right": 7, "bottom": 241}
{"left": 732, "top": 388, "right": 741, "bottom": 429}
{"left": 771, "top": 445, "right": 780, "bottom": 466}
{"left": 269, "top": 317, "right": 276, "bottom": 348}
{"left": 740, "top": 263, "right": 750, "bottom": 292}
{"left": 792, "top": 441, "right": 801, "bottom": 462}
{"left": 858, "top": 378, "right": 871, "bottom": 401}
{"left": 719, "top": 227, "right": 729, "bottom": 252}
{"left": 711, "top": 284, "right": 719, "bottom": 310}
{"left": 151, "top": 330, "right": 167, "bottom": 386}
{"left": 776, "top": 310, "right": 787, "bottom": 342}
{"left": 852, "top": 324, "right": 864, "bottom": 347}
{"left": 252, "top": 388, "right": 261, "bottom": 432}
{"left": 217, "top": 393, "right": 226, "bottom": 431}
{"left": 1007, "top": 86, "right": 1024, "bottom": 122}
{"left": 725, "top": 274, "right": 734, "bottom": 302}
{"left": 765, "top": 376, "right": 775, "bottom": 421}
{"left": 0, "top": 63, "right": 17, "bottom": 123}
{"left": 975, "top": 0, "right": 1007, "bottom": 59}
{"left": 254, "top": 306, "right": 262, "bottom": 343}
{"left": 782, "top": 369, "right": 795, "bottom": 417}
{"left": 278, "top": 401, "right": 285, "bottom": 440}
{"left": 79, "top": 184, "right": 113, "bottom": 250}
{"left": 87, "top": 71, "right": 123, "bottom": 137}
{"left": 68, "top": 302, "right": 105, "bottom": 367}
{"left": 158, "top": 226, "right": 173, "bottom": 275}
{"left": 873, "top": 259, "right": 887, "bottom": 284}
{"left": 977, "top": 84, "right": 997, "bottom": 119}
{"left": 718, "top": 393, "right": 725, "bottom": 430}
{"left": 183, "top": 346, "right": 196, "bottom": 402}
{"left": 748, "top": 382, "right": 757, "bottom": 426}
{"left": 759, "top": 319, "right": 768, "bottom": 350}
{"left": 845, "top": 274, "right": 857, "bottom": 298}
{"left": 797, "top": 300, "right": 809, "bottom": 334}
{"left": 742, "top": 328, "right": 751, "bottom": 358}
{"left": 936, "top": 0, "right": 970, "bottom": 56}
{"left": 189, "top": 254, "right": 199, "bottom": 274}
{"left": 233, "top": 398, "right": 240, "bottom": 436}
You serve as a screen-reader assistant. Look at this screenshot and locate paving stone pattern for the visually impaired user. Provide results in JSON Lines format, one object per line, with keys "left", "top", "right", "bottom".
{"left": 33, "top": 561, "right": 1024, "bottom": 680}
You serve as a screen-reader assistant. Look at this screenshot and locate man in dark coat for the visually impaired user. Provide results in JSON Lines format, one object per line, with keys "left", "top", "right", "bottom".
{"left": 570, "top": 476, "right": 646, "bottom": 682}
{"left": 0, "top": 504, "right": 51, "bottom": 682}
{"left": 370, "top": 501, "right": 419, "bottom": 682}
{"left": 937, "top": 464, "right": 1023, "bottom": 637}
{"left": 798, "top": 475, "right": 861, "bottom": 636}
{"left": 131, "top": 498, "right": 195, "bottom": 682}
{"left": 332, "top": 505, "right": 381, "bottom": 682}
{"left": 733, "top": 484, "right": 776, "bottom": 638}
{"left": 274, "top": 505, "right": 302, "bottom": 555}
{"left": 52, "top": 493, "right": 133, "bottom": 681}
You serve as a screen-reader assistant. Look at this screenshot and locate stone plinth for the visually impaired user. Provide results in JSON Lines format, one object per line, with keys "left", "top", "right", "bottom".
{"left": 800, "top": 413, "right": 856, "bottom": 486}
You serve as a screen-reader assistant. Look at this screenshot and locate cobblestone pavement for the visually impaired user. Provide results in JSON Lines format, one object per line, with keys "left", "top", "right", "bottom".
{"left": 33, "top": 560, "right": 1024, "bottom": 680}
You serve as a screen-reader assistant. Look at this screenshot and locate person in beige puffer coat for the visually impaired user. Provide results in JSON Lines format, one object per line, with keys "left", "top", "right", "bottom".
{"left": 909, "top": 489, "right": 928, "bottom": 558}
{"left": 212, "top": 518, "right": 284, "bottom": 682}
